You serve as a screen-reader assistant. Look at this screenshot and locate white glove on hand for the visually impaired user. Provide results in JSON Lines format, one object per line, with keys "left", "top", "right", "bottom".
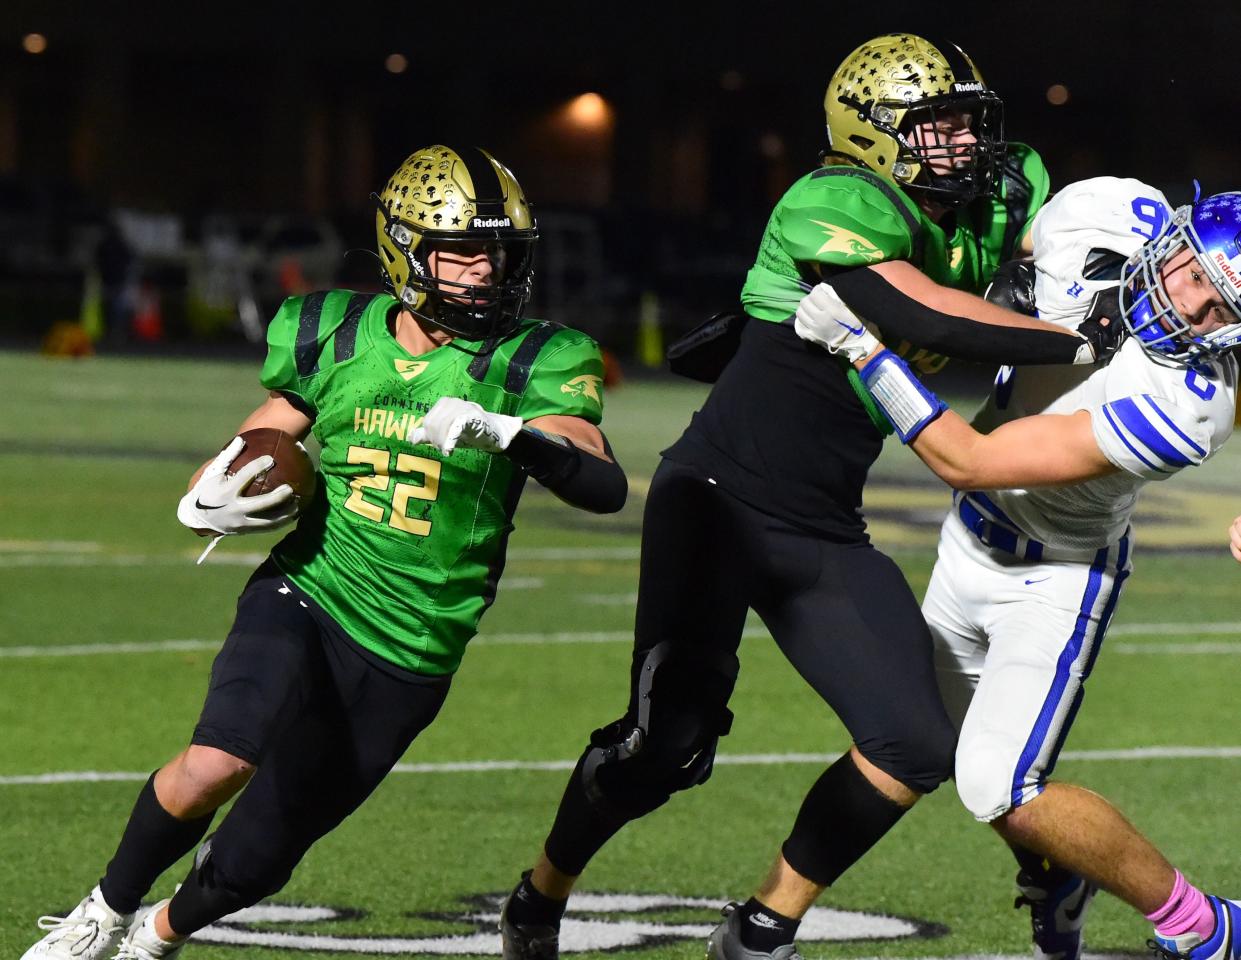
{"left": 793, "top": 282, "right": 882, "bottom": 363}
{"left": 407, "top": 397, "right": 524, "bottom": 455}
{"left": 176, "top": 436, "right": 298, "bottom": 536}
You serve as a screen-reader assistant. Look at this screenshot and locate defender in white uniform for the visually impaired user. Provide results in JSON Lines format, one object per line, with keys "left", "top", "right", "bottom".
{"left": 791, "top": 182, "right": 1241, "bottom": 960}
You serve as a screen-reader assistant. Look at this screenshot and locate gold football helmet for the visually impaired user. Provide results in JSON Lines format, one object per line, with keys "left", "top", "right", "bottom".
{"left": 375, "top": 145, "right": 537, "bottom": 340}
{"left": 824, "top": 34, "right": 1005, "bottom": 207}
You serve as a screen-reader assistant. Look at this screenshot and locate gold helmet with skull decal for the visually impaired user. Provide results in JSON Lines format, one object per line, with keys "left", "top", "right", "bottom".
{"left": 375, "top": 145, "right": 537, "bottom": 340}
{"left": 824, "top": 34, "right": 1005, "bottom": 207}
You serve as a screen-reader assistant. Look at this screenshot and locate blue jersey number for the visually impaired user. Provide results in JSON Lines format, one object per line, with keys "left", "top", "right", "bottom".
{"left": 1184, "top": 368, "right": 1217, "bottom": 400}
{"left": 1131, "top": 197, "right": 1170, "bottom": 241}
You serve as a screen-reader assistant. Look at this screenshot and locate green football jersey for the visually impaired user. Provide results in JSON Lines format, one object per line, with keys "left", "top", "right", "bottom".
{"left": 260, "top": 290, "right": 605, "bottom": 676}
{"left": 741, "top": 143, "right": 1050, "bottom": 374}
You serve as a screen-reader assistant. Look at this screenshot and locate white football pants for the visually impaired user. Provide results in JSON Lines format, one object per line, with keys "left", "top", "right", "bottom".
{"left": 923, "top": 501, "right": 1132, "bottom": 822}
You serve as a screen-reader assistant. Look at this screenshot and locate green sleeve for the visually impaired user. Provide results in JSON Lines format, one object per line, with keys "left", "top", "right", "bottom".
{"left": 259, "top": 296, "right": 315, "bottom": 411}
{"left": 1002, "top": 143, "right": 1052, "bottom": 252}
{"left": 775, "top": 172, "right": 916, "bottom": 270}
{"left": 517, "top": 332, "right": 606, "bottom": 425}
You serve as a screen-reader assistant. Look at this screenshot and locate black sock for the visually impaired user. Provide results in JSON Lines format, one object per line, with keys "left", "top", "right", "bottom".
{"left": 1010, "top": 844, "right": 1074, "bottom": 890}
{"left": 780, "top": 752, "right": 909, "bottom": 888}
{"left": 504, "top": 870, "right": 568, "bottom": 928}
{"left": 737, "top": 898, "right": 800, "bottom": 952}
{"left": 99, "top": 772, "right": 216, "bottom": 915}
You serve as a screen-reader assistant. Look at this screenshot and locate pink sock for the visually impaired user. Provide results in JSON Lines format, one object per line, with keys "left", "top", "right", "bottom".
{"left": 1146, "top": 871, "right": 1217, "bottom": 941}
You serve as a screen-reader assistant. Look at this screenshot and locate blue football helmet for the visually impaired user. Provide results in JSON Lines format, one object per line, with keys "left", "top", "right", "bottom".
{"left": 1120, "top": 191, "right": 1241, "bottom": 366}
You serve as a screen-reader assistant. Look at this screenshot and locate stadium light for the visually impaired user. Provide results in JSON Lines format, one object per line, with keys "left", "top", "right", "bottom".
{"left": 1046, "top": 83, "right": 1070, "bottom": 106}
{"left": 385, "top": 53, "right": 408, "bottom": 74}
{"left": 22, "top": 33, "right": 47, "bottom": 54}
{"left": 564, "top": 93, "right": 612, "bottom": 133}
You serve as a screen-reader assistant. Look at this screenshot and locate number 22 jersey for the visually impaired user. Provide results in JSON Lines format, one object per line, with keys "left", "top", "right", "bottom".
{"left": 260, "top": 290, "right": 605, "bottom": 675}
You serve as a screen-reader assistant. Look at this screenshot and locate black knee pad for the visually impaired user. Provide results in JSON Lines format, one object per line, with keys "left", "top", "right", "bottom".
{"left": 166, "top": 835, "right": 295, "bottom": 935}
{"left": 855, "top": 718, "right": 957, "bottom": 795}
{"left": 580, "top": 642, "right": 735, "bottom": 820}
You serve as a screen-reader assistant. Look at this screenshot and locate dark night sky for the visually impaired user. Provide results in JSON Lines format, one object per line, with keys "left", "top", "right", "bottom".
{"left": 2, "top": 0, "right": 1239, "bottom": 293}
{"left": 5, "top": 0, "right": 1238, "bottom": 203}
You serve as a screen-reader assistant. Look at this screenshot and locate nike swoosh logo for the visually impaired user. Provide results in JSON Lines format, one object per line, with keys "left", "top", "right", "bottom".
{"left": 1063, "top": 887, "right": 1091, "bottom": 923}
{"left": 834, "top": 318, "right": 864, "bottom": 335}
{"left": 1024, "top": 577, "right": 1050, "bottom": 585}
{"left": 195, "top": 499, "right": 225, "bottom": 511}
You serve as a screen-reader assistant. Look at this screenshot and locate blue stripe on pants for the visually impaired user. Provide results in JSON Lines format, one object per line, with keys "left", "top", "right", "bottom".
{"left": 1008, "top": 542, "right": 1122, "bottom": 809}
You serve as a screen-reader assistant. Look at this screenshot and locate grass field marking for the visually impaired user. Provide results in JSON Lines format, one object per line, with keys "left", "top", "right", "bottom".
{"left": 0, "top": 544, "right": 641, "bottom": 568}
{"left": 0, "top": 639, "right": 220, "bottom": 658}
{"left": 1109, "top": 621, "right": 1241, "bottom": 636}
{"left": 5, "top": 747, "right": 1239, "bottom": 787}
{"left": 1112, "top": 641, "right": 1241, "bottom": 654}
{"left": 0, "top": 539, "right": 102, "bottom": 553}
{"left": 8, "top": 625, "right": 1241, "bottom": 659}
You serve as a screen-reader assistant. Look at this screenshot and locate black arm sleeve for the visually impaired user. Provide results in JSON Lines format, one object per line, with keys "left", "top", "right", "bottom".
{"left": 826, "top": 266, "right": 1086, "bottom": 366}
{"left": 505, "top": 428, "right": 628, "bottom": 515}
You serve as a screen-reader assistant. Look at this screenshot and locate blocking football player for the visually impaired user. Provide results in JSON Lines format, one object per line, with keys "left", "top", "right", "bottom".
{"left": 794, "top": 182, "right": 1241, "bottom": 960}
{"left": 500, "top": 35, "right": 1122, "bottom": 960}
{"left": 20, "top": 145, "right": 626, "bottom": 960}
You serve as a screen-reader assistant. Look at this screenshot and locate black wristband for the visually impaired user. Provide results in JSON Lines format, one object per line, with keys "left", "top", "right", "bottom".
{"left": 828, "top": 267, "right": 1086, "bottom": 366}
{"left": 505, "top": 428, "right": 627, "bottom": 514}
{"left": 506, "top": 427, "right": 581, "bottom": 484}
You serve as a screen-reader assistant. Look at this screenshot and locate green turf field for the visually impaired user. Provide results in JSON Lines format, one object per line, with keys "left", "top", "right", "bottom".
{"left": 2, "top": 351, "right": 1239, "bottom": 960}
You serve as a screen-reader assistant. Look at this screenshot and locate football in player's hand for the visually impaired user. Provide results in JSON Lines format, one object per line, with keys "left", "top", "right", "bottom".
{"left": 229, "top": 428, "right": 317, "bottom": 502}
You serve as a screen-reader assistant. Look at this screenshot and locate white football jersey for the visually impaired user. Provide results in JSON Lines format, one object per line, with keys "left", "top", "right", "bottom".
{"left": 970, "top": 177, "right": 1238, "bottom": 551}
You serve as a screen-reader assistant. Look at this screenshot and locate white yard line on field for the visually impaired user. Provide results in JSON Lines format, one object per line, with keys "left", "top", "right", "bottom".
{"left": 3, "top": 747, "right": 1239, "bottom": 786}
{"left": 5, "top": 625, "right": 1241, "bottom": 659}
{"left": 0, "top": 544, "right": 642, "bottom": 568}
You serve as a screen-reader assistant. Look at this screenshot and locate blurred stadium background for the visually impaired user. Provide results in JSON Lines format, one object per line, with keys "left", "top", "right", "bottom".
{"left": 1, "top": 1, "right": 1239, "bottom": 361}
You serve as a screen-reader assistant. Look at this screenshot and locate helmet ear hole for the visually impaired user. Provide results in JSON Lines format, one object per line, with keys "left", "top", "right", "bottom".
{"left": 849, "top": 135, "right": 874, "bottom": 151}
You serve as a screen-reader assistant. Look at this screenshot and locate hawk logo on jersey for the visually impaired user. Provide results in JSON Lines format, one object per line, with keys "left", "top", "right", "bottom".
{"left": 809, "top": 220, "right": 884, "bottom": 263}
{"left": 561, "top": 375, "right": 603, "bottom": 403}
{"left": 394, "top": 359, "right": 430, "bottom": 381}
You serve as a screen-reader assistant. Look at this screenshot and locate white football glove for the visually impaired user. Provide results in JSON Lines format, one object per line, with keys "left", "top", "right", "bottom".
{"left": 793, "top": 282, "right": 882, "bottom": 363}
{"left": 176, "top": 436, "right": 298, "bottom": 536}
{"left": 407, "top": 397, "right": 524, "bottom": 455}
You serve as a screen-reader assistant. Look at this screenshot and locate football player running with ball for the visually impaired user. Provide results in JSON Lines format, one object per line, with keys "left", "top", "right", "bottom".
{"left": 20, "top": 146, "right": 626, "bottom": 960}
{"left": 500, "top": 34, "right": 1121, "bottom": 960}
{"left": 795, "top": 181, "right": 1241, "bottom": 960}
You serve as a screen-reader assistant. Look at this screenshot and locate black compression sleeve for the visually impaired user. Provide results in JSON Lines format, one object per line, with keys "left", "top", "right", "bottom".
{"left": 827, "top": 267, "right": 1086, "bottom": 365}
{"left": 505, "top": 428, "right": 628, "bottom": 514}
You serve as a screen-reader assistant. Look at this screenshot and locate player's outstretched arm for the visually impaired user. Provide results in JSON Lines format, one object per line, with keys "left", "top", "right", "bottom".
{"left": 822, "top": 261, "right": 1119, "bottom": 365}
{"left": 904, "top": 406, "right": 1115, "bottom": 490}
{"left": 409, "top": 398, "right": 627, "bottom": 514}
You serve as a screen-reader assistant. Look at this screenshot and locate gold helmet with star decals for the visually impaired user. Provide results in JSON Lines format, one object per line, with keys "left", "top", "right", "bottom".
{"left": 375, "top": 145, "right": 537, "bottom": 341}
{"left": 824, "top": 34, "right": 1005, "bottom": 208}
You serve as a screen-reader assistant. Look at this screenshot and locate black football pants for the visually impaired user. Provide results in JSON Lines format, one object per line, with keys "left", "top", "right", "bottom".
{"left": 633, "top": 457, "right": 955, "bottom": 789}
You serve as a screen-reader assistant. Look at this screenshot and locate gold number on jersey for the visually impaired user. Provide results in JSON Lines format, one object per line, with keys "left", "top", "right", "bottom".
{"left": 343, "top": 446, "right": 440, "bottom": 536}
{"left": 390, "top": 453, "right": 440, "bottom": 536}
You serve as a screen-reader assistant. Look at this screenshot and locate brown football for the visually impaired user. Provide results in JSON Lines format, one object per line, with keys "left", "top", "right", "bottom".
{"left": 228, "top": 428, "right": 317, "bottom": 502}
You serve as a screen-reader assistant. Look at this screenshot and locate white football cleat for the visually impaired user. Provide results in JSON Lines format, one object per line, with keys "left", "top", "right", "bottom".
{"left": 21, "top": 886, "right": 133, "bottom": 960}
{"left": 111, "top": 901, "right": 186, "bottom": 960}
